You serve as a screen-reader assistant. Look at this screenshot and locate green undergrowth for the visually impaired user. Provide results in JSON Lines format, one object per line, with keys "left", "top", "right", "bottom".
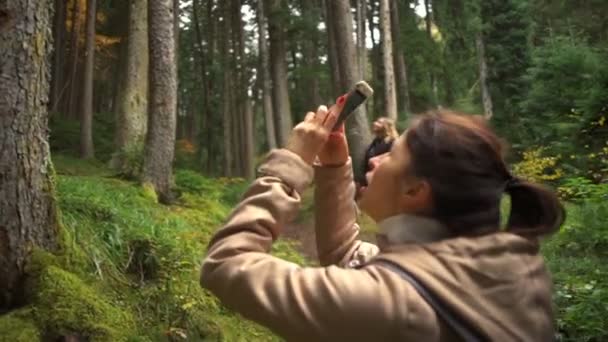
{"left": 0, "top": 155, "right": 307, "bottom": 341}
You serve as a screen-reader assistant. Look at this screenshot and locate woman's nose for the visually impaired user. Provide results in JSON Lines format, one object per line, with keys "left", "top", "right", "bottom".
{"left": 368, "top": 153, "right": 388, "bottom": 171}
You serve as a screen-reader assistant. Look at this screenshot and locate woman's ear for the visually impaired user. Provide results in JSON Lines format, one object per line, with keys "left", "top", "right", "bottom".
{"left": 400, "top": 179, "right": 433, "bottom": 213}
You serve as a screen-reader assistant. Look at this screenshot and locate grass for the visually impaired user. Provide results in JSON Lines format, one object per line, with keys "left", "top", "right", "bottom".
{"left": 0, "top": 155, "right": 305, "bottom": 341}
{"left": 1, "top": 153, "right": 606, "bottom": 341}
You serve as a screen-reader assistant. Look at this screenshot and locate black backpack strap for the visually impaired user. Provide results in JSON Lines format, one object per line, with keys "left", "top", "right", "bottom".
{"left": 373, "top": 259, "right": 484, "bottom": 342}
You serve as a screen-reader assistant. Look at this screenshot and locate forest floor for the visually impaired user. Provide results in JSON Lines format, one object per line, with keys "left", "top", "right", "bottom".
{"left": 0, "top": 155, "right": 606, "bottom": 341}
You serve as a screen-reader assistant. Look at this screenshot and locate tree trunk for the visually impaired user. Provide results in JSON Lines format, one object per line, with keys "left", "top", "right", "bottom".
{"left": 173, "top": 0, "right": 180, "bottom": 127}
{"left": 50, "top": 0, "right": 67, "bottom": 113}
{"left": 301, "top": 0, "right": 322, "bottom": 107}
{"left": 80, "top": 0, "right": 96, "bottom": 159}
{"left": 265, "top": 0, "right": 293, "bottom": 147}
{"left": 66, "top": 0, "right": 83, "bottom": 118}
{"left": 379, "top": 0, "right": 397, "bottom": 120}
{"left": 424, "top": 0, "right": 439, "bottom": 107}
{"left": 256, "top": 0, "right": 277, "bottom": 150}
{"left": 112, "top": 0, "right": 149, "bottom": 169}
{"left": 0, "top": 0, "right": 59, "bottom": 310}
{"left": 355, "top": 0, "right": 367, "bottom": 81}
{"left": 144, "top": 0, "right": 177, "bottom": 203}
{"left": 324, "top": 0, "right": 341, "bottom": 95}
{"left": 390, "top": 0, "right": 411, "bottom": 114}
{"left": 244, "top": 99, "right": 255, "bottom": 179}
{"left": 192, "top": 0, "right": 211, "bottom": 170}
{"left": 367, "top": 0, "right": 382, "bottom": 117}
{"left": 233, "top": 0, "right": 254, "bottom": 178}
{"left": 327, "top": 0, "right": 372, "bottom": 179}
{"left": 476, "top": 32, "right": 493, "bottom": 120}
{"left": 205, "top": 0, "right": 217, "bottom": 174}
{"left": 220, "top": 1, "right": 233, "bottom": 176}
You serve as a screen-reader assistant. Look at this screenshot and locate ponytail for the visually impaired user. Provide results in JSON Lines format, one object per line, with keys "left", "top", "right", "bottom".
{"left": 505, "top": 179, "right": 565, "bottom": 237}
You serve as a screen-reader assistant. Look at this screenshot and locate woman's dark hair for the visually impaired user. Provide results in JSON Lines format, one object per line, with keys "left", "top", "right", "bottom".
{"left": 405, "top": 110, "right": 565, "bottom": 238}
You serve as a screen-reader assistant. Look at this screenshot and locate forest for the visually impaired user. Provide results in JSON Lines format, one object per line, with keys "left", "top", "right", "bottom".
{"left": 1, "top": 0, "right": 607, "bottom": 340}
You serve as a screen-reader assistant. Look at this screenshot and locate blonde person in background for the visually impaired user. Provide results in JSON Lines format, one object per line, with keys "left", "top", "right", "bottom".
{"left": 357, "top": 117, "right": 400, "bottom": 199}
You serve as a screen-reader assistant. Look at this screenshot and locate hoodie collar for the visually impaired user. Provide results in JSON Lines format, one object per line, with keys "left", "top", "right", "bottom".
{"left": 376, "top": 214, "right": 451, "bottom": 246}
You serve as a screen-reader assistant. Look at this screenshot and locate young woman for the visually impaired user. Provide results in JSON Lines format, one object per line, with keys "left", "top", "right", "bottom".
{"left": 200, "top": 99, "right": 564, "bottom": 341}
{"left": 362, "top": 117, "right": 399, "bottom": 182}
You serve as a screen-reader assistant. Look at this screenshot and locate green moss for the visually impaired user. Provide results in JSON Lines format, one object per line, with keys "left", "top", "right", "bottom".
{"left": 0, "top": 310, "right": 40, "bottom": 341}
{"left": 141, "top": 182, "right": 158, "bottom": 203}
{"left": 33, "top": 266, "right": 136, "bottom": 341}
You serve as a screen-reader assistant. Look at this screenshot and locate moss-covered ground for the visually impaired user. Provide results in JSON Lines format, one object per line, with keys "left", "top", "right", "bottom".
{"left": 0, "top": 155, "right": 306, "bottom": 341}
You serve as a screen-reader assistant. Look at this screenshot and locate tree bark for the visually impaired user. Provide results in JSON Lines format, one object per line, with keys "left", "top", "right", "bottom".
{"left": 204, "top": 0, "right": 217, "bottom": 175}
{"left": 367, "top": 0, "right": 382, "bottom": 117}
{"left": 80, "top": 0, "right": 96, "bottom": 159}
{"left": 390, "top": 0, "right": 411, "bottom": 114}
{"left": 476, "top": 32, "right": 493, "bottom": 120}
{"left": 379, "top": 0, "right": 397, "bottom": 120}
{"left": 112, "top": 0, "right": 149, "bottom": 168}
{"left": 50, "top": 0, "right": 67, "bottom": 113}
{"left": 355, "top": 0, "right": 368, "bottom": 81}
{"left": 424, "top": 0, "right": 439, "bottom": 107}
{"left": 192, "top": 0, "right": 211, "bottom": 171}
{"left": 324, "top": 0, "right": 341, "bottom": 95}
{"left": 0, "top": 0, "right": 59, "bottom": 310}
{"left": 301, "top": 0, "right": 322, "bottom": 107}
{"left": 265, "top": 0, "right": 293, "bottom": 147}
{"left": 66, "top": 0, "right": 83, "bottom": 118}
{"left": 144, "top": 0, "right": 177, "bottom": 203}
{"left": 256, "top": 0, "right": 277, "bottom": 150}
{"left": 220, "top": 1, "right": 233, "bottom": 176}
{"left": 327, "top": 0, "right": 372, "bottom": 178}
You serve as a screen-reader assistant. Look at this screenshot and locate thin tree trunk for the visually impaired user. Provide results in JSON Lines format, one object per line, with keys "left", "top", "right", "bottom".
{"left": 424, "top": 0, "right": 439, "bottom": 107}
{"left": 356, "top": 0, "right": 367, "bottom": 80}
{"left": 301, "top": 0, "right": 322, "bottom": 107}
{"left": 80, "top": 0, "right": 96, "bottom": 159}
{"left": 173, "top": 0, "right": 180, "bottom": 127}
{"left": 390, "top": 0, "right": 411, "bottom": 114}
{"left": 244, "top": 99, "right": 255, "bottom": 179}
{"left": 476, "top": 32, "right": 493, "bottom": 120}
{"left": 144, "top": 0, "right": 177, "bottom": 203}
{"left": 328, "top": 0, "right": 372, "bottom": 179}
{"left": 51, "top": 0, "right": 67, "bottom": 113}
{"left": 112, "top": 0, "right": 149, "bottom": 169}
{"left": 0, "top": 0, "right": 59, "bottom": 310}
{"left": 324, "top": 0, "right": 341, "bottom": 95}
{"left": 368, "top": 0, "right": 382, "bottom": 117}
{"left": 205, "top": 0, "right": 216, "bottom": 174}
{"left": 66, "top": 0, "right": 83, "bottom": 119}
{"left": 379, "top": 0, "right": 397, "bottom": 120}
{"left": 256, "top": 0, "right": 277, "bottom": 150}
{"left": 220, "top": 1, "right": 233, "bottom": 176}
{"left": 266, "top": 0, "right": 293, "bottom": 147}
{"left": 234, "top": 0, "right": 254, "bottom": 178}
{"left": 192, "top": 0, "right": 212, "bottom": 170}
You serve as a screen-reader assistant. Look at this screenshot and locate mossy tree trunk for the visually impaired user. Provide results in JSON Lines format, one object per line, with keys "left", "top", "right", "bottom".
{"left": 0, "top": 0, "right": 59, "bottom": 310}
{"left": 112, "top": 0, "right": 149, "bottom": 169}
{"left": 143, "top": 0, "right": 177, "bottom": 203}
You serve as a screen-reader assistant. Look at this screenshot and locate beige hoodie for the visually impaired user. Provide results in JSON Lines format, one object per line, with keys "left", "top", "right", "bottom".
{"left": 200, "top": 149, "right": 555, "bottom": 341}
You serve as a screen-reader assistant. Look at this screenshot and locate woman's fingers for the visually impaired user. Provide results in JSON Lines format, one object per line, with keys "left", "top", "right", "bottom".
{"left": 314, "top": 105, "right": 329, "bottom": 124}
{"left": 304, "top": 111, "right": 316, "bottom": 122}
{"left": 323, "top": 107, "right": 338, "bottom": 129}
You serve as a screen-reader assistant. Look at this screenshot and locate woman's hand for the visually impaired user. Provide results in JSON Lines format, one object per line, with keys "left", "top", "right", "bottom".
{"left": 286, "top": 105, "right": 339, "bottom": 165}
{"left": 317, "top": 97, "right": 349, "bottom": 166}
